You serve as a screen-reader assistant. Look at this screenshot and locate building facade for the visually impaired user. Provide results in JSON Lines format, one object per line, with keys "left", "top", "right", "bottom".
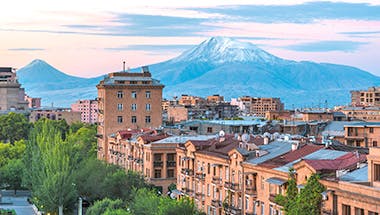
{"left": 340, "top": 107, "right": 380, "bottom": 122}
{"left": 344, "top": 122, "right": 380, "bottom": 147}
{"left": 29, "top": 107, "right": 81, "bottom": 124}
{"left": 351, "top": 87, "right": 380, "bottom": 107}
{"left": 25, "top": 95, "right": 41, "bottom": 109}
{"left": 234, "top": 96, "right": 284, "bottom": 117}
{"left": 0, "top": 67, "right": 28, "bottom": 112}
{"left": 71, "top": 99, "right": 98, "bottom": 124}
{"left": 97, "top": 66, "right": 164, "bottom": 160}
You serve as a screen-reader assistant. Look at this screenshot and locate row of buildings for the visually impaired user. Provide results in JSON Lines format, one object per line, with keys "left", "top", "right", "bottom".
{"left": 95, "top": 68, "right": 380, "bottom": 215}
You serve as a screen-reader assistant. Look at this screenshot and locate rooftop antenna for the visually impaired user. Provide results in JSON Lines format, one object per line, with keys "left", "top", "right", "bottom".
{"left": 123, "top": 61, "right": 126, "bottom": 72}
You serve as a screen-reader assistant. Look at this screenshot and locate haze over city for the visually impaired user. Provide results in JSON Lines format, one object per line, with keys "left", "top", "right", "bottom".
{"left": 1, "top": 0, "right": 380, "bottom": 77}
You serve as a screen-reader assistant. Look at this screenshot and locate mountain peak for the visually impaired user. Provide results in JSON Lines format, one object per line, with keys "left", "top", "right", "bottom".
{"left": 172, "top": 36, "right": 282, "bottom": 64}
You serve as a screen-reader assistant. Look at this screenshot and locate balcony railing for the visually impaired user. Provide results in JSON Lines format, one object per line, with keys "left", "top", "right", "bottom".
{"left": 153, "top": 161, "right": 163, "bottom": 167}
{"left": 245, "top": 186, "right": 257, "bottom": 197}
{"left": 195, "top": 172, "right": 206, "bottom": 181}
{"left": 166, "top": 160, "right": 176, "bottom": 167}
{"left": 195, "top": 192, "right": 205, "bottom": 200}
{"left": 212, "top": 176, "right": 223, "bottom": 185}
{"left": 224, "top": 205, "right": 242, "bottom": 214}
{"left": 211, "top": 199, "right": 222, "bottom": 208}
{"left": 181, "top": 168, "right": 194, "bottom": 176}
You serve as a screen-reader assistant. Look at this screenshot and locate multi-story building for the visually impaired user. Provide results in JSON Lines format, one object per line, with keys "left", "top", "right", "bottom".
{"left": 176, "top": 133, "right": 379, "bottom": 215}
{"left": 234, "top": 96, "right": 284, "bottom": 117}
{"left": 167, "top": 106, "right": 188, "bottom": 123}
{"left": 71, "top": 99, "right": 98, "bottom": 124}
{"left": 178, "top": 95, "right": 206, "bottom": 106}
{"left": 107, "top": 129, "right": 214, "bottom": 194}
{"left": 344, "top": 122, "right": 380, "bottom": 147}
{"left": 207, "top": 95, "right": 224, "bottom": 104}
{"left": 24, "top": 95, "right": 41, "bottom": 109}
{"left": 340, "top": 106, "right": 380, "bottom": 121}
{"left": 351, "top": 87, "right": 380, "bottom": 107}
{"left": 96, "top": 66, "right": 164, "bottom": 160}
{"left": 0, "top": 67, "right": 29, "bottom": 112}
{"left": 29, "top": 107, "right": 81, "bottom": 125}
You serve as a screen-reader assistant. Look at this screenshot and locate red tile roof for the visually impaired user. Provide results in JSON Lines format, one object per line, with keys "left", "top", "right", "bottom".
{"left": 304, "top": 152, "right": 366, "bottom": 171}
{"left": 260, "top": 144, "right": 324, "bottom": 168}
{"left": 141, "top": 133, "right": 170, "bottom": 144}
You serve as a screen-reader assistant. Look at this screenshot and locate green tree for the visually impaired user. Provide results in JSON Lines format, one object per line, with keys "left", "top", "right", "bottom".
{"left": 24, "top": 121, "right": 77, "bottom": 215}
{"left": 129, "top": 188, "right": 160, "bottom": 215}
{"left": 103, "top": 209, "right": 132, "bottom": 215}
{"left": 0, "top": 140, "right": 26, "bottom": 167}
{"left": 0, "top": 112, "right": 30, "bottom": 144}
{"left": 159, "top": 197, "right": 198, "bottom": 215}
{"left": 86, "top": 198, "right": 125, "bottom": 215}
{"left": 0, "top": 159, "right": 25, "bottom": 194}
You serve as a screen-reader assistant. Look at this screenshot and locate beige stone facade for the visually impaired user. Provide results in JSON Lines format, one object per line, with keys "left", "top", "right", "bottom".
{"left": 71, "top": 99, "right": 98, "bottom": 124}
{"left": 167, "top": 106, "right": 188, "bottom": 123}
{"left": 97, "top": 67, "right": 164, "bottom": 160}
{"left": 237, "top": 96, "right": 284, "bottom": 117}
{"left": 351, "top": 87, "right": 380, "bottom": 107}
{"left": 29, "top": 108, "right": 81, "bottom": 125}
{"left": 344, "top": 122, "right": 380, "bottom": 147}
{"left": 341, "top": 107, "right": 380, "bottom": 121}
{"left": 0, "top": 67, "right": 28, "bottom": 112}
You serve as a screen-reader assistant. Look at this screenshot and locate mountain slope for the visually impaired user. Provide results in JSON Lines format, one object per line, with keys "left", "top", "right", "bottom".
{"left": 16, "top": 37, "right": 380, "bottom": 107}
{"left": 17, "top": 59, "right": 102, "bottom": 106}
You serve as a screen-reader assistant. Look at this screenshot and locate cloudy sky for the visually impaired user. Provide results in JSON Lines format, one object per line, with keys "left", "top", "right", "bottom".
{"left": 1, "top": 0, "right": 380, "bottom": 77}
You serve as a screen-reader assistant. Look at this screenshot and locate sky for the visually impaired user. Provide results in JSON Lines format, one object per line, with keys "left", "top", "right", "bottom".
{"left": 1, "top": 0, "right": 380, "bottom": 77}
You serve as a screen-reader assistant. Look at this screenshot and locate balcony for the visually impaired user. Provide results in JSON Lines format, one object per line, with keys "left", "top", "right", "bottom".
{"left": 181, "top": 168, "right": 194, "bottom": 176}
{"left": 195, "top": 192, "right": 205, "bottom": 200}
{"left": 211, "top": 199, "right": 222, "bottom": 208}
{"left": 245, "top": 186, "right": 257, "bottom": 197}
{"left": 166, "top": 160, "right": 176, "bottom": 167}
{"left": 224, "top": 181, "right": 232, "bottom": 189}
{"left": 195, "top": 172, "right": 206, "bottom": 181}
{"left": 212, "top": 176, "right": 223, "bottom": 185}
{"left": 231, "top": 183, "right": 241, "bottom": 192}
{"left": 224, "top": 205, "right": 242, "bottom": 214}
{"left": 127, "top": 155, "right": 134, "bottom": 160}
{"left": 153, "top": 161, "right": 163, "bottom": 167}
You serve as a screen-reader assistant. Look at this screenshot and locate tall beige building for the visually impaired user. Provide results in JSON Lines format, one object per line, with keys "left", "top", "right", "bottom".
{"left": 0, "top": 67, "right": 28, "bottom": 112}
{"left": 97, "top": 66, "right": 164, "bottom": 160}
{"left": 351, "top": 87, "right": 380, "bottom": 107}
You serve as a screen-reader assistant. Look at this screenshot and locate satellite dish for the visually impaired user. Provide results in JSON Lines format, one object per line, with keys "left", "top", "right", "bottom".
{"left": 242, "top": 133, "right": 250, "bottom": 142}
{"left": 219, "top": 130, "right": 225, "bottom": 137}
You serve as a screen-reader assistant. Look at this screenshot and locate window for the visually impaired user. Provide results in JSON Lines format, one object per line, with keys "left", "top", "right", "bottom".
{"left": 117, "top": 116, "right": 123, "bottom": 123}
{"left": 167, "top": 169, "right": 174, "bottom": 178}
{"left": 142, "top": 116, "right": 150, "bottom": 124}
{"left": 374, "top": 164, "right": 380, "bottom": 181}
{"left": 207, "top": 163, "right": 210, "bottom": 174}
{"left": 226, "top": 166, "right": 229, "bottom": 180}
{"left": 261, "top": 202, "right": 265, "bottom": 215}
{"left": 131, "top": 116, "right": 137, "bottom": 123}
{"left": 117, "top": 104, "right": 123, "bottom": 111}
{"left": 373, "top": 141, "right": 378, "bottom": 147}
{"left": 131, "top": 104, "right": 137, "bottom": 111}
{"left": 355, "top": 208, "right": 364, "bottom": 215}
{"left": 117, "top": 91, "right": 123, "bottom": 98}
{"left": 131, "top": 91, "right": 137, "bottom": 98}
{"left": 130, "top": 81, "right": 137, "bottom": 84}
{"left": 146, "top": 104, "right": 151, "bottom": 111}
{"left": 368, "top": 211, "right": 379, "bottom": 215}
{"left": 207, "top": 184, "right": 210, "bottom": 196}
{"left": 207, "top": 127, "right": 213, "bottom": 133}
{"left": 245, "top": 196, "right": 249, "bottom": 210}
{"left": 167, "top": 153, "right": 175, "bottom": 161}
{"left": 370, "top": 127, "right": 374, "bottom": 133}
{"left": 342, "top": 204, "right": 351, "bottom": 215}
{"left": 154, "top": 169, "right": 161, "bottom": 178}
{"left": 146, "top": 91, "right": 151, "bottom": 98}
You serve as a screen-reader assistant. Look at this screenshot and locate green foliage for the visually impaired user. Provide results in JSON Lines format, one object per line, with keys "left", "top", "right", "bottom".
{"left": 0, "top": 209, "right": 16, "bottom": 215}
{"left": 86, "top": 198, "right": 125, "bottom": 215}
{"left": 103, "top": 209, "right": 132, "bottom": 215}
{"left": 129, "top": 188, "right": 161, "bottom": 215}
{"left": 24, "top": 121, "right": 77, "bottom": 214}
{"left": 33, "top": 118, "right": 69, "bottom": 139}
{"left": 0, "top": 112, "right": 31, "bottom": 143}
{"left": 280, "top": 172, "right": 326, "bottom": 215}
{"left": 69, "top": 126, "right": 97, "bottom": 159}
{"left": 159, "top": 197, "right": 198, "bottom": 215}
{"left": 168, "top": 183, "right": 176, "bottom": 192}
{"left": 0, "top": 140, "right": 26, "bottom": 167}
{"left": 0, "top": 158, "right": 25, "bottom": 192}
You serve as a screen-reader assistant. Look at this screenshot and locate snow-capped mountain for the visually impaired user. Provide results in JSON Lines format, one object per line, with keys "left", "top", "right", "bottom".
{"left": 16, "top": 37, "right": 380, "bottom": 107}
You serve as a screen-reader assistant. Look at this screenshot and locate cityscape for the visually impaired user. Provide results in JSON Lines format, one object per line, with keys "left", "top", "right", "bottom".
{"left": 1, "top": 1, "right": 380, "bottom": 215}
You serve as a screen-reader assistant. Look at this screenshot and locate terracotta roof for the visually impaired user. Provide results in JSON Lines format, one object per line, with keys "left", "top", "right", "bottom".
{"left": 141, "top": 133, "right": 170, "bottom": 144}
{"left": 260, "top": 144, "right": 324, "bottom": 168}
{"left": 117, "top": 128, "right": 154, "bottom": 140}
{"left": 304, "top": 152, "right": 367, "bottom": 171}
{"left": 196, "top": 136, "right": 240, "bottom": 159}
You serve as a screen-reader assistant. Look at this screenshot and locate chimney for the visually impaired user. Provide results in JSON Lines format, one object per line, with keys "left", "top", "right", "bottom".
{"left": 123, "top": 61, "right": 126, "bottom": 72}
{"left": 264, "top": 137, "right": 269, "bottom": 145}
{"left": 291, "top": 142, "right": 299, "bottom": 151}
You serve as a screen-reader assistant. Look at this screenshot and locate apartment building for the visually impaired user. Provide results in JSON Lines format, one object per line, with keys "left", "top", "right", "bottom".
{"left": 344, "top": 122, "right": 380, "bottom": 147}
{"left": 71, "top": 99, "right": 98, "bottom": 124}
{"left": 97, "top": 66, "right": 164, "bottom": 160}
{"left": 178, "top": 95, "right": 206, "bottom": 106}
{"left": 25, "top": 95, "right": 41, "bottom": 108}
{"left": 0, "top": 67, "right": 29, "bottom": 112}
{"left": 351, "top": 87, "right": 380, "bottom": 107}
{"left": 234, "top": 96, "right": 284, "bottom": 117}
{"left": 167, "top": 106, "right": 188, "bottom": 123}
{"left": 340, "top": 106, "right": 380, "bottom": 121}
{"left": 29, "top": 107, "right": 81, "bottom": 125}
{"left": 207, "top": 95, "right": 224, "bottom": 104}
{"left": 107, "top": 129, "right": 214, "bottom": 194}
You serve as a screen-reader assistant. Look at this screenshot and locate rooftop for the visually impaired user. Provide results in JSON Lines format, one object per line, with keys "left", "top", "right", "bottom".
{"left": 246, "top": 141, "right": 293, "bottom": 165}
{"left": 339, "top": 164, "right": 368, "bottom": 182}
{"left": 152, "top": 135, "right": 215, "bottom": 144}
{"left": 322, "top": 121, "right": 362, "bottom": 137}
{"left": 303, "top": 151, "right": 366, "bottom": 171}
{"left": 343, "top": 122, "right": 380, "bottom": 127}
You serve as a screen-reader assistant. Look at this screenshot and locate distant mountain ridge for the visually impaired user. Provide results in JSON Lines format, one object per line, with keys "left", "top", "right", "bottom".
{"left": 16, "top": 37, "right": 380, "bottom": 107}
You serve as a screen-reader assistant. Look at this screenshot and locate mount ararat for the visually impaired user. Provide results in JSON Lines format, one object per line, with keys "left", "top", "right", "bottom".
{"left": 17, "top": 37, "right": 380, "bottom": 107}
